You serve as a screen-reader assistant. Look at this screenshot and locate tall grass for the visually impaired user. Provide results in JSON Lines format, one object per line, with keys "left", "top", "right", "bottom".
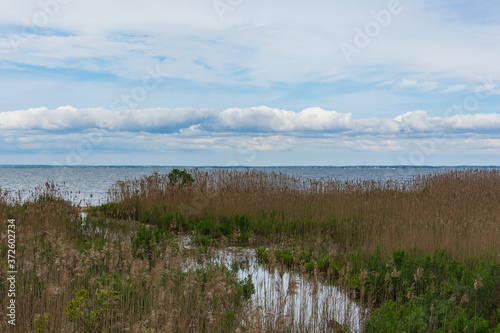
{"left": 101, "top": 169, "right": 500, "bottom": 331}
{"left": 1, "top": 169, "right": 499, "bottom": 332}
{"left": 107, "top": 169, "right": 500, "bottom": 263}
{"left": 0, "top": 184, "right": 257, "bottom": 332}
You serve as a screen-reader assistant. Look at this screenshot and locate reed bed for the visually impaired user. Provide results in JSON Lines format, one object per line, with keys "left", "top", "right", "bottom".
{"left": 1, "top": 169, "right": 499, "bottom": 332}
{"left": 108, "top": 169, "right": 500, "bottom": 263}
{"left": 0, "top": 185, "right": 258, "bottom": 332}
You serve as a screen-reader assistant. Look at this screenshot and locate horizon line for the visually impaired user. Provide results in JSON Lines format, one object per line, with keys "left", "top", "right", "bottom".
{"left": 1, "top": 164, "right": 499, "bottom": 169}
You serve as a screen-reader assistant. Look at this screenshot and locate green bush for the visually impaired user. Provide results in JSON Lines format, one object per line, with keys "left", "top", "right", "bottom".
{"left": 218, "top": 216, "right": 235, "bottom": 237}
{"left": 235, "top": 214, "right": 252, "bottom": 232}
{"left": 65, "top": 288, "right": 118, "bottom": 333}
{"left": 255, "top": 246, "right": 270, "bottom": 263}
{"left": 131, "top": 225, "right": 169, "bottom": 260}
{"left": 317, "top": 256, "right": 330, "bottom": 271}
{"left": 236, "top": 231, "right": 251, "bottom": 243}
{"left": 193, "top": 234, "right": 220, "bottom": 246}
{"left": 304, "top": 260, "right": 315, "bottom": 273}
{"left": 168, "top": 168, "right": 194, "bottom": 188}
{"left": 275, "top": 249, "right": 295, "bottom": 267}
{"left": 33, "top": 313, "right": 50, "bottom": 333}
{"left": 195, "top": 216, "right": 216, "bottom": 236}
{"left": 366, "top": 300, "right": 427, "bottom": 333}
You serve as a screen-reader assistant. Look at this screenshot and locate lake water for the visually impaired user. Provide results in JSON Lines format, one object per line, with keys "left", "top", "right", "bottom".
{"left": 0, "top": 166, "right": 497, "bottom": 205}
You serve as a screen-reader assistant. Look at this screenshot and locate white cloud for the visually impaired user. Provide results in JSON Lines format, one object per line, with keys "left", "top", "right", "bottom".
{"left": 399, "top": 79, "right": 439, "bottom": 91}
{"left": 443, "top": 113, "right": 500, "bottom": 131}
{"left": 400, "top": 79, "right": 419, "bottom": 88}
{"left": 2, "top": 106, "right": 500, "bottom": 167}
{"left": 0, "top": 106, "right": 216, "bottom": 131}
{"left": 2, "top": 106, "right": 500, "bottom": 137}
{"left": 212, "top": 106, "right": 352, "bottom": 132}
{"left": 441, "top": 84, "right": 467, "bottom": 93}
{"left": 3, "top": 0, "right": 500, "bottom": 87}
{"left": 394, "top": 110, "right": 436, "bottom": 132}
{"left": 421, "top": 81, "right": 439, "bottom": 91}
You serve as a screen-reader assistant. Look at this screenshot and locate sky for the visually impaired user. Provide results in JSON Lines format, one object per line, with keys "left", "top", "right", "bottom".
{"left": 1, "top": 0, "right": 500, "bottom": 166}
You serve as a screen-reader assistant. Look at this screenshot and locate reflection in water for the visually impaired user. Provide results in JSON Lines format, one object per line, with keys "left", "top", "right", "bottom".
{"left": 180, "top": 237, "right": 365, "bottom": 332}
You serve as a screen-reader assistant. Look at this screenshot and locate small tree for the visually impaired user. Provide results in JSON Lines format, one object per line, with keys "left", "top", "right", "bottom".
{"left": 168, "top": 168, "right": 194, "bottom": 188}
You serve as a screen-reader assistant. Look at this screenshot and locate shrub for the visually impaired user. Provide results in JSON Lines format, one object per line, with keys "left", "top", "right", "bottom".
{"left": 131, "top": 225, "right": 169, "bottom": 260}
{"left": 366, "top": 300, "right": 426, "bottom": 333}
{"left": 64, "top": 288, "right": 118, "bottom": 333}
{"left": 363, "top": 249, "right": 498, "bottom": 331}
{"left": 168, "top": 168, "right": 194, "bottom": 188}
{"left": 33, "top": 313, "right": 50, "bottom": 333}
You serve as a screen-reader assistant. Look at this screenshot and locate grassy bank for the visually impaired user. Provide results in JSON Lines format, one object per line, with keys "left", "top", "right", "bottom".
{"left": 1, "top": 169, "right": 499, "bottom": 331}
{"left": 103, "top": 168, "right": 499, "bottom": 262}
{"left": 0, "top": 184, "right": 256, "bottom": 332}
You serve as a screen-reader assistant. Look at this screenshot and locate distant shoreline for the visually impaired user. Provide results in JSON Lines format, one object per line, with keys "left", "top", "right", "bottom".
{"left": 0, "top": 164, "right": 499, "bottom": 169}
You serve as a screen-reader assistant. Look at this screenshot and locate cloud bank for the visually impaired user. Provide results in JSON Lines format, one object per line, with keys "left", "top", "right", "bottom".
{"left": 2, "top": 106, "right": 500, "bottom": 135}
{"left": 1, "top": 105, "right": 499, "bottom": 166}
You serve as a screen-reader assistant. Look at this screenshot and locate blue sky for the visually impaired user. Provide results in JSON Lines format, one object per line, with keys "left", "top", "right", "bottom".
{"left": 1, "top": 0, "right": 500, "bottom": 166}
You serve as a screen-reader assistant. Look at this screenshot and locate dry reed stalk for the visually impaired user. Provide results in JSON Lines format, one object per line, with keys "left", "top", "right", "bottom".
{"left": 1, "top": 169, "right": 499, "bottom": 331}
